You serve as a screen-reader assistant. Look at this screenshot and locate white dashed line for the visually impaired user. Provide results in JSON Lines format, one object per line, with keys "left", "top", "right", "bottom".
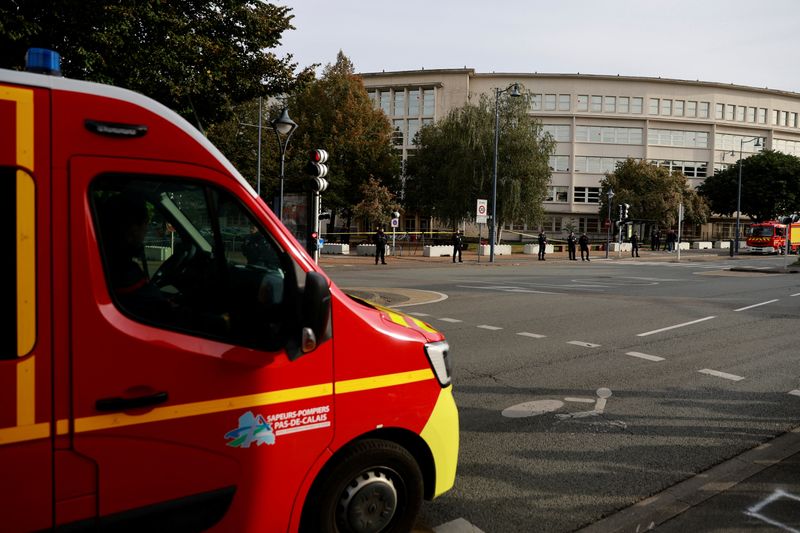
{"left": 477, "top": 325, "right": 502, "bottom": 330}
{"left": 409, "top": 312, "right": 430, "bottom": 317}
{"left": 517, "top": 332, "right": 546, "bottom": 339}
{"left": 789, "top": 390, "right": 800, "bottom": 397}
{"left": 698, "top": 368, "right": 745, "bottom": 382}
{"left": 791, "top": 293, "right": 800, "bottom": 297}
{"left": 567, "top": 341, "right": 601, "bottom": 348}
{"left": 438, "top": 318, "right": 462, "bottom": 323}
{"left": 626, "top": 351, "right": 665, "bottom": 362}
{"left": 734, "top": 299, "right": 779, "bottom": 312}
{"left": 637, "top": 316, "right": 716, "bottom": 337}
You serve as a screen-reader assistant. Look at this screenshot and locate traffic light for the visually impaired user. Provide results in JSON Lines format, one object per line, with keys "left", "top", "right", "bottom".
{"left": 306, "top": 149, "right": 328, "bottom": 178}
{"left": 309, "top": 177, "right": 328, "bottom": 192}
{"left": 781, "top": 214, "right": 799, "bottom": 224}
{"left": 310, "top": 231, "right": 319, "bottom": 251}
{"left": 318, "top": 212, "right": 331, "bottom": 221}
{"left": 621, "top": 203, "right": 630, "bottom": 221}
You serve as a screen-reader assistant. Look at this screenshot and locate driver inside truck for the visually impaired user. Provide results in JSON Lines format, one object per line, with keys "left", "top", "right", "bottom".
{"left": 97, "top": 192, "right": 176, "bottom": 322}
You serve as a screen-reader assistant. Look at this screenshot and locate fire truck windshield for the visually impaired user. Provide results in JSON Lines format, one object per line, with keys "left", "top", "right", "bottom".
{"left": 750, "top": 226, "right": 774, "bottom": 237}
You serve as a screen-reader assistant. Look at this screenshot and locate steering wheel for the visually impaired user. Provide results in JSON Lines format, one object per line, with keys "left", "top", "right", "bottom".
{"left": 151, "top": 243, "right": 197, "bottom": 288}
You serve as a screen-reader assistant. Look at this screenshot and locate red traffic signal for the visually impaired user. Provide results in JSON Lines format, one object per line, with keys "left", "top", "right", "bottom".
{"left": 306, "top": 149, "right": 329, "bottom": 178}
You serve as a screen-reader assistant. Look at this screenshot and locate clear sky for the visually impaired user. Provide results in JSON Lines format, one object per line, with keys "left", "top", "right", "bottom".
{"left": 276, "top": 0, "right": 800, "bottom": 93}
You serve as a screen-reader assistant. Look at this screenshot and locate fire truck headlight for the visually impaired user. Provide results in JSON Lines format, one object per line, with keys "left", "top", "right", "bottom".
{"left": 424, "top": 341, "right": 451, "bottom": 387}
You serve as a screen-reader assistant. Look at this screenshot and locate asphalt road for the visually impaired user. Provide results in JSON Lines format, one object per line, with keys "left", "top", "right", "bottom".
{"left": 325, "top": 252, "right": 800, "bottom": 532}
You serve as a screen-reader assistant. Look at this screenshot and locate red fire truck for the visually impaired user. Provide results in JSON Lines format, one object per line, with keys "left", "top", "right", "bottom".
{"left": 1, "top": 49, "right": 458, "bottom": 532}
{"left": 746, "top": 220, "right": 800, "bottom": 254}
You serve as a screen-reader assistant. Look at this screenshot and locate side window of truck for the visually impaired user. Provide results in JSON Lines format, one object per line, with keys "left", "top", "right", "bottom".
{"left": 90, "top": 175, "right": 296, "bottom": 351}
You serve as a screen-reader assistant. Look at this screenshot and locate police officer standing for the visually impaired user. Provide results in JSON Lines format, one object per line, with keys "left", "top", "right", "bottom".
{"left": 373, "top": 227, "right": 387, "bottom": 265}
{"left": 452, "top": 230, "right": 464, "bottom": 263}
{"left": 537, "top": 231, "right": 547, "bottom": 261}
{"left": 579, "top": 232, "right": 590, "bottom": 261}
{"left": 567, "top": 231, "right": 577, "bottom": 261}
{"left": 631, "top": 232, "right": 640, "bottom": 257}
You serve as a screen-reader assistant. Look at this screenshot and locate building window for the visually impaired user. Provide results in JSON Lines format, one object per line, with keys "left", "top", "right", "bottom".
{"left": 380, "top": 91, "right": 391, "bottom": 115}
{"left": 574, "top": 156, "right": 627, "bottom": 173}
{"left": 558, "top": 94, "right": 571, "bottom": 111}
{"left": 577, "top": 95, "right": 588, "bottom": 112}
{"left": 393, "top": 91, "right": 405, "bottom": 117}
{"left": 674, "top": 100, "right": 684, "bottom": 117}
{"left": 544, "top": 94, "right": 557, "bottom": 111}
{"left": 698, "top": 102, "right": 710, "bottom": 118}
{"left": 649, "top": 98, "right": 659, "bottom": 115}
{"left": 715, "top": 103, "right": 724, "bottom": 120}
{"left": 648, "top": 128, "right": 709, "bottom": 148}
{"left": 531, "top": 93, "right": 542, "bottom": 111}
{"left": 392, "top": 119, "right": 404, "bottom": 146}
{"left": 591, "top": 95, "right": 602, "bottom": 112}
{"left": 548, "top": 155, "right": 569, "bottom": 172}
{"left": 772, "top": 109, "right": 779, "bottom": 125}
{"left": 661, "top": 99, "right": 672, "bottom": 116}
{"left": 715, "top": 134, "right": 766, "bottom": 154}
{"left": 574, "top": 186, "right": 600, "bottom": 204}
{"left": 408, "top": 89, "right": 420, "bottom": 115}
{"left": 780, "top": 110, "right": 788, "bottom": 126}
{"left": 575, "top": 126, "right": 643, "bottom": 145}
{"left": 545, "top": 186, "right": 569, "bottom": 203}
{"left": 725, "top": 104, "right": 735, "bottom": 121}
{"left": 650, "top": 160, "right": 709, "bottom": 178}
{"left": 631, "top": 97, "right": 643, "bottom": 114}
{"left": 407, "top": 119, "right": 420, "bottom": 143}
{"left": 618, "top": 96, "right": 630, "bottom": 113}
{"left": 686, "top": 101, "right": 697, "bottom": 117}
{"left": 758, "top": 108, "right": 767, "bottom": 124}
{"left": 736, "top": 106, "right": 745, "bottom": 122}
{"left": 423, "top": 89, "right": 435, "bottom": 116}
{"left": 747, "top": 107, "right": 756, "bottom": 123}
{"left": 604, "top": 96, "right": 616, "bottom": 113}
{"left": 543, "top": 124, "right": 571, "bottom": 142}
{"left": 792, "top": 112, "right": 798, "bottom": 128}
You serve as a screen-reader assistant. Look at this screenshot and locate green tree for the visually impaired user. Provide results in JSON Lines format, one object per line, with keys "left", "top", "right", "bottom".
{"left": 281, "top": 52, "right": 400, "bottom": 229}
{"left": 405, "top": 88, "right": 555, "bottom": 236}
{"left": 0, "top": 0, "right": 310, "bottom": 125}
{"left": 698, "top": 150, "right": 800, "bottom": 222}
{"left": 352, "top": 177, "right": 401, "bottom": 230}
{"left": 599, "top": 159, "right": 709, "bottom": 227}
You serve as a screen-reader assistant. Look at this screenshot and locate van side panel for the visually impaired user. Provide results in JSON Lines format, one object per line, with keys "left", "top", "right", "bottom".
{"left": 0, "top": 83, "right": 54, "bottom": 531}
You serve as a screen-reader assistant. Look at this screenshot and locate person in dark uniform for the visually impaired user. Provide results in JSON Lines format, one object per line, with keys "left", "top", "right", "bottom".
{"left": 567, "top": 231, "right": 577, "bottom": 261}
{"left": 631, "top": 232, "right": 640, "bottom": 257}
{"left": 373, "top": 227, "right": 387, "bottom": 264}
{"left": 243, "top": 225, "right": 272, "bottom": 266}
{"left": 98, "top": 192, "right": 174, "bottom": 321}
{"left": 579, "top": 232, "right": 590, "bottom": 261}
{"left": 537, "top": 231, "right": 547, "bottom": 260}
{"left": 452, "top": 230, "right": 464, "bottom": 263}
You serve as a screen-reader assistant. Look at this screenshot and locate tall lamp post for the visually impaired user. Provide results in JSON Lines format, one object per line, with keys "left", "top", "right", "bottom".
{"left": 490, "top": 82, "right": 521, "bottom": 262}
{"left": 605, "top": 188, "right": 614, "bottom": 259}
{"left": 734, "top": 136, "right": 762, "bottom": 255}
{"left": 271, "top": 107, "right": 298, "bottom": 222}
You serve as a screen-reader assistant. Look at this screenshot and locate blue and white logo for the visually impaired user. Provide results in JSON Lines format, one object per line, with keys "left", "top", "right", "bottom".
{"left": 224, "top": 411, "right": 276, "bottom": 448}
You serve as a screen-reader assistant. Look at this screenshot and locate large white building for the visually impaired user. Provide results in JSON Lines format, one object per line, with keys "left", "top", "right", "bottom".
{"left": 360, "top": 68, "right": 800, "bottom": 241}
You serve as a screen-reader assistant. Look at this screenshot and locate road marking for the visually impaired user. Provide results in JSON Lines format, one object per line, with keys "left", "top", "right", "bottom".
{"left": 564, "top": 397, "right": 595, "bottom": 403}
{"left": 517, "top": 332, "right": 546, "bottom": 339}
{"left": 477, "top": 325, "right": 502, "bottom": 330}
{"left": 433, "top": 517, "right": 487, "bottom": 533}
{"left": 409, "top": 312, "right": 430, "bottom": 317}
{"left": 567, "top": 341, "right": 601, "bottom": 348}
{"left": 734, "top": 299, "right": 779, "bottom": 312}
{"left": 502, "top": 399, "right": 564, "bottom": 418}
{"left": 457, "top": 284, "right": 559, "bottom": 295}
{"left": 637, "top": 316, "right": 716, "bottom": 337}
{"left": 790, "top": 293, "right": 800, "bottom": 297}
{"left": 438, "top": 318, "right": 462, "bottom": 323}
{"left": 393, "top": 290, "right": 449, "bottom": 308}
{"left": 745, "top": 489, "right": 800, "bottom": 533}
{"left": 626, "top": 351, "right": 665, "bottom": 362}
{"left": 789, "top": 390, "right": 800, "bottom": 397}
{"left": 698, "top": 368, "right": 745, "bottom": 382}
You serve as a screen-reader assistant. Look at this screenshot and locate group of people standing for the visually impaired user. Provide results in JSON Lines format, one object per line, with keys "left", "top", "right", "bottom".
{"left": 650, "top": 229, "right": 678, "bottom": 252}
{"left": 563, "top": 231, "right": 591, "bottom": 261}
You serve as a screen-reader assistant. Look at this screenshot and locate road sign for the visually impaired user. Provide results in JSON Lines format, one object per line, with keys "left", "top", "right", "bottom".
{"left": 476, "top": 199, "right": 488, "bottom": 224}
{"left": 390, "top": 218, "right": 399, "bottom": 228}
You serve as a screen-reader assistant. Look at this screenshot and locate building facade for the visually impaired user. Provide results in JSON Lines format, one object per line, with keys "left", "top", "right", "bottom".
{"left": 360, "top": 68, "right": 800, "bottom": 241}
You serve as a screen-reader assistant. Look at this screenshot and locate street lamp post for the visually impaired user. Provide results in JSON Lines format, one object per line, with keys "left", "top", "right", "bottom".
{"left": 271, "top": 107, "right": 298, "bottom": 222}
{"left": 605, "top": 188, "right": 614, "bottom": 259}
{"left": 490, "top": 82, "right": 521, "bottom": 262}
{"left": 734, "top": 136, "right": 762, "bottom": 255}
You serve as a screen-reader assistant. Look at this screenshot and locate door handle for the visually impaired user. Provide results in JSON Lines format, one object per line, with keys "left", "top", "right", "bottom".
{"left": 95, "top": 391, "right": 168, "bottom": 412}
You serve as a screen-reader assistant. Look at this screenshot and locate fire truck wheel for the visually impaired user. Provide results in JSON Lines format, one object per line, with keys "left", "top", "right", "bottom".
{"left": 302, "top": 439, "right": 423, "bottom": 533}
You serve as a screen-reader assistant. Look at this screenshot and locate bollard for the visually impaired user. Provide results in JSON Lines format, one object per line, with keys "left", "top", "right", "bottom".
{"left": 729, "top": 239, "right": 734, "bottom": 257}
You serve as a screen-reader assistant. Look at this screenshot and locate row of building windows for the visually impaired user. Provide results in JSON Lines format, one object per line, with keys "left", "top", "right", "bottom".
{"left": 715, "top": 133, "right": 766, "bottom": 153}
{"left": 645, "top": 98, "right": 711, "bottom": 119}
{"left": 392, "top": 117, "right": 433, "bottom": 146}
{"left": 774, "top": 138, "right": 800, "bottom": 156}
{"left": 713, "top": 103, "right": 768, "bottom": 124}
{"left": 647, "top": 128, "right": 709, "bottom": 148}
{"left": 550, "top": 156, "right": 709, "bottom": 178}
{"left": 648, "top": 159, "right": 709, "bottom": 178}
{"left": 369, "top": 88, "right": 435, "bottom": 118}
{"left": 544, "top": 125, "right": 719, "bottom": 149}
{"left": 544, "top": 185, "right": 601, "bottom": 204}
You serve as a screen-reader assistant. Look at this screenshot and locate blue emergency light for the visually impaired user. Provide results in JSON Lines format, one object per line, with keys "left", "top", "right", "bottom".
{"left": 25, "top": 48, "right": 62, "bottom": 76}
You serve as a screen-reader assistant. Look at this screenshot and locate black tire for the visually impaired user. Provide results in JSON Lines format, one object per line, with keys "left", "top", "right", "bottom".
{"left": 301, "top": 439, "right": 423, "bottom": 533}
